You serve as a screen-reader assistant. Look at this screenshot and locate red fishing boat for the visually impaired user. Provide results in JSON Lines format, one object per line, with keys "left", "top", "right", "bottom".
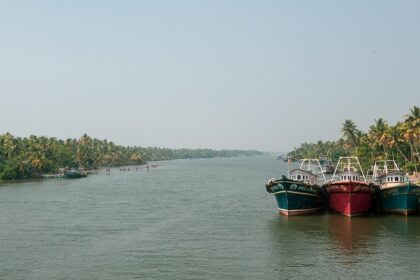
{"left": 324, "top": 157, "right": 377, "bottom": 217}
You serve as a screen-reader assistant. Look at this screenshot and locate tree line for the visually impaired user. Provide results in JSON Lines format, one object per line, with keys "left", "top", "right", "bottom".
{"left": 287, "top": 106, "right": 419, "bottom": 173}
{"left": 0, "top": 133, "right": 262, "bottom": 180}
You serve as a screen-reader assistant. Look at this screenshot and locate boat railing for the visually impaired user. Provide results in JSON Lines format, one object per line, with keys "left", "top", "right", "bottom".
{"left": 299, "top": 158, "right": 326, "bottom": 183}
{"left": 331, "top": 156, "right": 367, "bottom": 182}
{"left": 372, "top": 160, "right": 400, "bottom": 180}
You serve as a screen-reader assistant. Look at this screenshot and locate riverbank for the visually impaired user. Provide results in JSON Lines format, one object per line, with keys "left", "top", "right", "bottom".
{"left": 0, "top": 132, "right": 263, "bottom": 180}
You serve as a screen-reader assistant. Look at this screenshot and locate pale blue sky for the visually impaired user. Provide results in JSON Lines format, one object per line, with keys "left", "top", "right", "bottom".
{"left": 1, "top": 1, "right": 419, "bottom": 152}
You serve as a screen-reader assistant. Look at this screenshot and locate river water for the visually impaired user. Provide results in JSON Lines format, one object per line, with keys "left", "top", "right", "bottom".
{"left": 1, "top": 157, "right": 420, "bottom": 279}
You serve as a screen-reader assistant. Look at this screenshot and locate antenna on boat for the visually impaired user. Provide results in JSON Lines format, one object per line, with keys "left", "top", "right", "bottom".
{"left": 331, "top": 156, "right": 341, "bottom": 181}
{"left": 355, "top": 157, "right": 367, "bottom": 182}
{"left": 331, "top": 156, "right": 366, "bottom": 182}
{"left": 300, "top": 158, "right": 326, "bottom": 182}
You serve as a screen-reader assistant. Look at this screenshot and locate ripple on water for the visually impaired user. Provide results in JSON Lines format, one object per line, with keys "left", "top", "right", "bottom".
{"left": 1, "top": 157, "right": 420, "bottom": 280}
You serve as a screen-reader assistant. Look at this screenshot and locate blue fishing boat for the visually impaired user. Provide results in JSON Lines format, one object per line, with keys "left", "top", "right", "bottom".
{"left": 265, "top": 159, "right": 326, "bottom": 216}
{"left": 373, "top": 160, "right": 420, "bottom": 215}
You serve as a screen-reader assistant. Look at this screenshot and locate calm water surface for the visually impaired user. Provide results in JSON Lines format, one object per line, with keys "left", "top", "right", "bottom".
{"left": 1, "top": 157, "right": 420, "bottom": 279}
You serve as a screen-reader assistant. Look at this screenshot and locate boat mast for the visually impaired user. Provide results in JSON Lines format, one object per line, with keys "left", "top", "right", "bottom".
{"left": 300, "top": 159, "right": 326, "bottom": 181}
{"left": 355, "top": 157, "right": 367, "bottom": 182}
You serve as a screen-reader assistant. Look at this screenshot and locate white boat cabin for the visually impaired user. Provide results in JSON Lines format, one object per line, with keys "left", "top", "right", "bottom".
{"left": 372, "top": 160, "right": 408, "bottom": 186}
{"left": 377, "top": 171, "right": 407, "bottom": 185}
{"left": 330, "top": 157, "right": 367, "bottom": 182}
{"left": 337, "top": 170, "right": 363, "bottom": 182}
{"left": 289, "top": 169, "right": 318, "bottom": 184}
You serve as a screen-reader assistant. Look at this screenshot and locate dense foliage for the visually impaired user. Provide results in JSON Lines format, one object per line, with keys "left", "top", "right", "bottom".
{"left": 0, "top": 133, "right": 262, "bottom": 180}
{"left": 287, "top": 106, "right": 420, "bottom": 173}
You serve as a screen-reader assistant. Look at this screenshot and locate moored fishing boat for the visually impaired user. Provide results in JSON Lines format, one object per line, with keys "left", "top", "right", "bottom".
{"left": 373, "top": 160, "right": 420, "bottom": 215}
{"left": 324, "top": 157, "right": 377, "bottom": 217}
{"left": 64, "top": 169, "right": 88, "bottom": 178}
{"left": 265, "top": 159, "right": 326, "bottom": 216}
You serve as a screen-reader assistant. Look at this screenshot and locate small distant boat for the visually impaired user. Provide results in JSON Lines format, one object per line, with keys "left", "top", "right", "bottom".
{"left": 265, "top": 159, "right": 327, "bottom": 216}
{"left": 64, "top": 170, "right": 88, "bottom": 178}
{"left": 372, "top": 160, "right": 420, "bottom": 216}
{"left": 276, "top": 155, "right": 285, "bottom": 160}
{"left": 319, "top": 157, "right": 335, "bottom": 174}
{"left": 324, "top": 157, "right": 377, "bottom": 217}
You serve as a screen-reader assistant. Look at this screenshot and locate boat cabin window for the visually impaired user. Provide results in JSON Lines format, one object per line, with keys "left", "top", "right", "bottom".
{"left": 395, "top": 176, "right": 399, "bottom": 182}
{"left": 297, "top": 175, "right": 301, "bottom": 180}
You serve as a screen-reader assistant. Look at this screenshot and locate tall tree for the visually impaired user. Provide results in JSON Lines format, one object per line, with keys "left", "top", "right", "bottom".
{"left": 341, "top": 120, "right": 359, "bottom": 153}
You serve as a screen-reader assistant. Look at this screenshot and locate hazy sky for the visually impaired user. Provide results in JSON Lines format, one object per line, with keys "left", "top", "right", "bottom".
{"left": 1, "top": 1, "right": 419, "bottom": 152}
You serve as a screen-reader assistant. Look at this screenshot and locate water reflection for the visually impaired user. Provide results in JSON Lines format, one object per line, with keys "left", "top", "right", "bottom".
{"left": 327, "top": 215, "right": 378, "bottom": 256}
{"left": 266, "top": 214, "right": 330, "bottom": 278}
{"left": 266, "top": 211, "right": 420, "bottom": 278}
{"left": 379, "top": 215, "right": 420, "bottom": 237}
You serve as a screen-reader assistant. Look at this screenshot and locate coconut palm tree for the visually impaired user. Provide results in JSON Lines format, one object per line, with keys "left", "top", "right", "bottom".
{"left": 369, "top": 118, "right": 390, "bottom": 156}
{"left": 388, "top": 124, "right": 409, "bottom": 163}
{"left": 404, "top": 106, "right": 420, "bottom": 163}
{"left": 405, "top": 106, "right": 420, "bottom": 124}
{"left": 341, "top": 120, "right": 359, "bottom": 153}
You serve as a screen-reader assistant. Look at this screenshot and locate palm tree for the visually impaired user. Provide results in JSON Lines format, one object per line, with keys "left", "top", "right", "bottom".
{"left": 405, "top": 106, "right": 420, "bottom": 124}
{"left": 404, "top": 106, "right": 420, "bottom": 163}
{"left": 368, "top": 118, "right": 390, "bottom": 156}
{"left": 341, "top": 120, "right": 359, "bottom": 153}
{"left": 388, "top": 124, "right": 409, "bottom": 163}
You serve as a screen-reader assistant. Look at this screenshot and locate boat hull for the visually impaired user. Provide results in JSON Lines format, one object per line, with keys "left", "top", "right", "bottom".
{"left": 380, "top": 184, "right": 420, "bottom": 215}
{"left": 325, "top": 182, "right": 376, "bottom": 217}
{"left": 64, "top": 171, "right": 88, "bottom": 178}
{"left": 266, "top": 180, "right": 325, "bottom": 216}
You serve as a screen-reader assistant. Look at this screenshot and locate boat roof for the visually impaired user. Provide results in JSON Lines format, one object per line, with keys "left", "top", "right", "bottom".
{"left": 290, "top": 169, "right": 318, "bottom": 176}
{"left": 298, "top": 158, "right": 326, "bottom": 180}
{"left": 377, "top": 170, "right": 405, "bottom": 178}
{"left": 336, "top": 170, "right": 361, "bottom": 175}
{"left": 372, "top": 160, "right": 401, "bottom": 179}
{"left": 331, "top": 156, "right": 367, "bottom": 182}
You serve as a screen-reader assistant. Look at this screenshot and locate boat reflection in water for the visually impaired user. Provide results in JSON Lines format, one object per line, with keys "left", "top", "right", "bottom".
{"left": 267, "top": 213, "right": 420, "bottom": 277}
{"left": 327, "top": 214, "right": 378, "bottom": 256}
{"left": 379, "top": 215, "right": 420, "bottom": 237}
{"left": 267, "top": 215, "right": 330, "bottom": 278}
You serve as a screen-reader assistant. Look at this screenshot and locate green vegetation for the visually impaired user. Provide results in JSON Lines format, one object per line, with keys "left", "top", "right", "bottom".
{"left": 287, "top": 106, "right": 420, "bottom": 173}
{"left": 0, "top": 133, "right": 262, "bottom": 180}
